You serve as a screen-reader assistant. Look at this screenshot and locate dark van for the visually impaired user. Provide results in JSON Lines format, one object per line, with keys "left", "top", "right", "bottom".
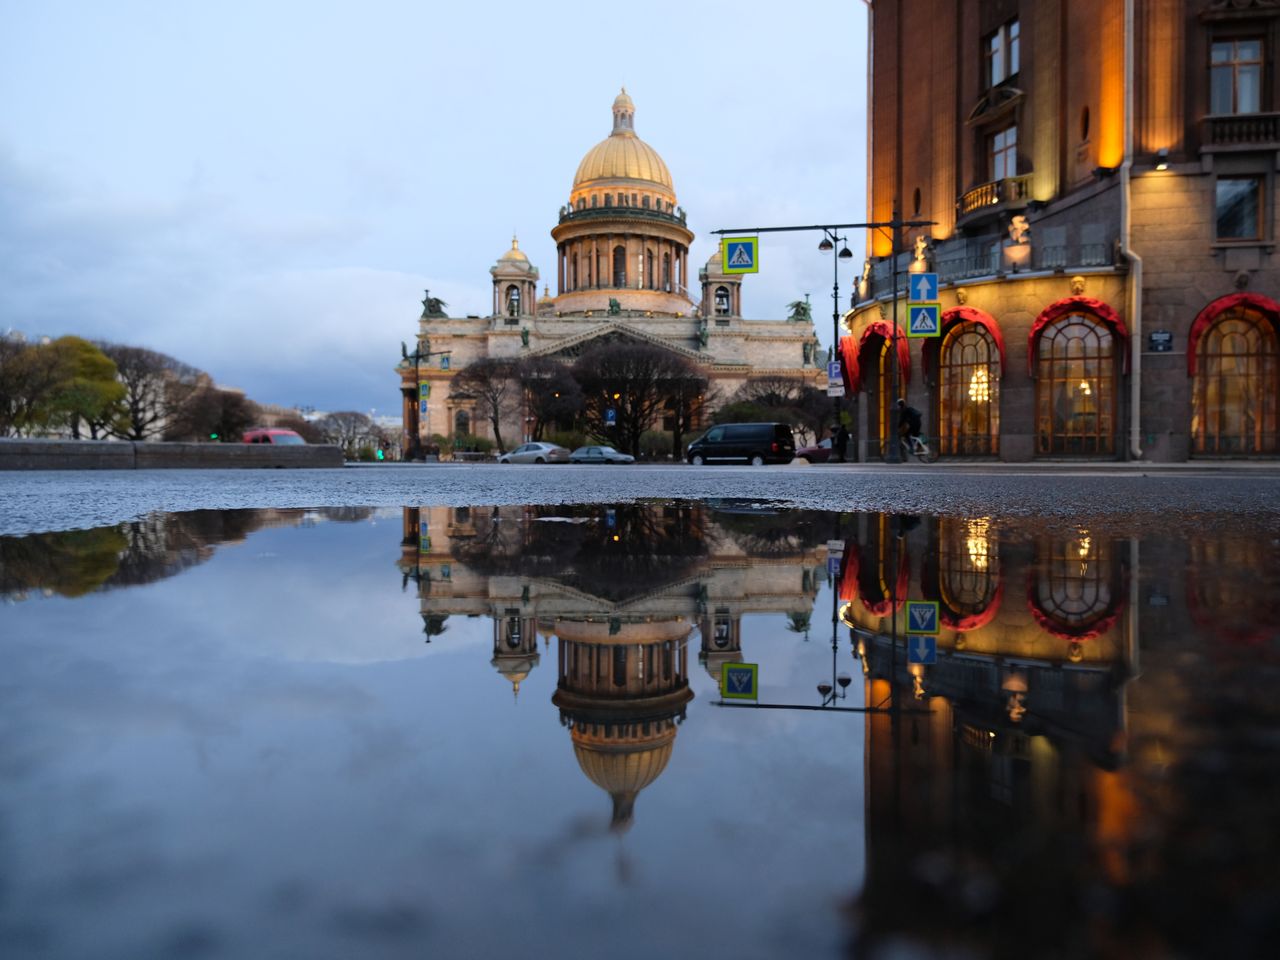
{"left": 686, "top": 423, "right": 795, "bottom": 465}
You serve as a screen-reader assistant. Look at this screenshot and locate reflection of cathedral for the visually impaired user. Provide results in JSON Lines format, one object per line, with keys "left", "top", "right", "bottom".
{"left": 397, "top": 503, "right": 827, "bottom": 826}
{"left": 397, "top": 90, "right": 823, "bottom": 450}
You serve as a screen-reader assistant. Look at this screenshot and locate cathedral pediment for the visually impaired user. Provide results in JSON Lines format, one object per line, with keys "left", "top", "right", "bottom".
{"left": 530, "top": 322, "right": 706, "bottom": 363}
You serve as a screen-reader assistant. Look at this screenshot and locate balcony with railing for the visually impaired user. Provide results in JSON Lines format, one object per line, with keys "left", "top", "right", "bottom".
{"left": 1201, "top": 112, "right": 1280, "bottom": 149}
{"left": 956, "top": 173, "right": 1034, "bottom": 228}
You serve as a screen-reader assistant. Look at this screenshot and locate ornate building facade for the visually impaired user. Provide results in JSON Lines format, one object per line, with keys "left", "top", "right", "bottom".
{"left": 398, "top": 91, "right": 823, "bottom": 451}
{"left": 846, "top": 0, "right": 1280, "bottom": 461}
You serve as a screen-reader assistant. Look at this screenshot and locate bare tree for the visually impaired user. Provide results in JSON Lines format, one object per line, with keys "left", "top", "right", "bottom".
{"left": 516, "top": 356, "right": 582, "bottom": 441}
{"left": 573, "top": 343, "right": 700, "bottom": 457}
{"left": 665, "top": 370, "right": 713, "bottom": 458}
{"left": 450, "top": 357, "right": 519, "bottom": 453}
{"left": 97, "top": 344, "right": 206, "bottom": 441}
{"left": 165, "top": 384, "right": 260, "bottom": 442}
{"left": 315, "top": 410, "right": 375, "bottom": 456}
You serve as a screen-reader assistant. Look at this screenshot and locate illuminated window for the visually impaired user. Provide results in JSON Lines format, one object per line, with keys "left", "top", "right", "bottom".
{"left": 1034, "top": 313, "right": 1116, "bottom": 455}
{"left": 1216, "top": 176, "right": 1263, "bottom": 241}
{"left": 1210, "top": 39, "right": 1262, "bottom": 115}
{"left": 939, "top": 322, "right": 1001, "bottom": 455}
{"left": 1191, "top": 307, "right": 1278, "bottom": 454}
{"left": 991, "top": 125, "right": 1018, "bottom": 180}
{"left": 985, "top": 20, "right": 1020, "bottom": 88}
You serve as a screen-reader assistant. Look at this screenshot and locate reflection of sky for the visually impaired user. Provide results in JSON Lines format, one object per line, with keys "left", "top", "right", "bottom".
{"left": 1, "top": 515, "right": 865, "bottom": 959}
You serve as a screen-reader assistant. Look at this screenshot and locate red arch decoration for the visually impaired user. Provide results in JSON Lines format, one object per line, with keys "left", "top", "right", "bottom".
{"left": 923, "top": 307, "right": 1007, "bottom": 383}
{"left": 839, "top": 323, "right": 912, "bottom": 393}
{"left": 1023, "top": 568, "right": 1126, "bottom": 643}
{"left": 1026, "top": 297, "right": 1130, "bottom": 377}
{"left": 1186, "top": 292, "right": 1280, "bottom": 376}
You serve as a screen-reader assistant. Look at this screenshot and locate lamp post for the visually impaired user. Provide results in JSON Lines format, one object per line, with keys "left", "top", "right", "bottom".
{"left": 401, "top": 338, "right": 451, "bottom": 461}
{"left": 819, "top": 229, "right": 855, "bottom": 459}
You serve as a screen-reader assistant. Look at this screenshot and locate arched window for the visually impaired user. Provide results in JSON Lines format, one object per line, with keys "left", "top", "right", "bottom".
{"left": 505, "top": 284, "right": 520, "bottom": 317}
{"left": 642, "top": 195, "right": 650, "bottom": 209}
{"left": 662, "top": 253, "right": 672, "bottom": 292}
{"left": 937, "top": 516, "right": 1000, "bottom": 628}
{"left": 940, "top": 322, "right": 1001, "bottom": 455}
{"left": 714, "top": 286, "right": 730, "bottom": 316}
{"left": 454, "top": 410, "right": 471, "bottom": 437}
{"left": 571, "top": 255, "right": 578, "bottom": 291}
{"left": 1035, "top": 312, "right": 1116, "bottom": 455}
{"left": 646, "top": 250, "right": 654, "bottom": 289}
{"left": 1030, "top": 530, "right": 1122, "bottom": 654}
{"left": 1191, "top": 306, "right": 1278, "bottom": 454}
{"left": 591, "top": 195, "right": 598, "bottom": 208}
{"left": 604, "top": 194, "right": 612, "bottom": 207}
{"left": 612, "top": 245, "right": 627, "bottom": 287}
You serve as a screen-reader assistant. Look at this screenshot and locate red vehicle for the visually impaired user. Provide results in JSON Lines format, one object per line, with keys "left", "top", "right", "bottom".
{"left": 795, "top": 437, "right": 833, "bottom": 463}
{"left": 242, "top": 428, "right": 306, "bottom": 445}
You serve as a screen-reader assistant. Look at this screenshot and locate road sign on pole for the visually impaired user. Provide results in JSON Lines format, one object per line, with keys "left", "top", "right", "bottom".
{"left": 907, "top": 303, "right": 941, "bottom": 337}
{"left": 827, "top": 360, "right": 842, "bottom": 384}
{"left": 907, "top": 635, "right": 938, "bottom": 665}
{"left": 906, "top": 600, "right": 940, "bottom": 635}
{"left": 721, "top": 237, "right": 759, "bottom": 274}
{"left": 908, "top": 272, "right": 938, "bottom": 302}
{"left": 721, "top": 662, "right": 759, "bottom": 700}
{"left": 605, "top": 408, "right": 617, "bottom": 427}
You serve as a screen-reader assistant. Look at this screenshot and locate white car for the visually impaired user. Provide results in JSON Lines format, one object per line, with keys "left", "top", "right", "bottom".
{"left": 497, "top": 442, "right": 571, "bottom": 464}
{"left": 569, "top": 445, "right": 635, "bottom": 464}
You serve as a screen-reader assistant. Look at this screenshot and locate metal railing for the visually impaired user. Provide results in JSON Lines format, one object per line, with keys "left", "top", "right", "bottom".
{"left": 557, "top": 204, "right": 688, "bottom": 226}
{"left": 957, "top": 173, "right": 1034, "bottom": 217}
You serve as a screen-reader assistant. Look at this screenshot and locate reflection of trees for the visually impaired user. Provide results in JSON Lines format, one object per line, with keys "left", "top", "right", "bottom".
{"left": 2, "top": 507, "right": 369, "bottom": 599}
{"left": 706, "top": 505, "right": 830, "bottom": 556}
{"left": 451, "top": 505, "right": 712, "bottom": 602}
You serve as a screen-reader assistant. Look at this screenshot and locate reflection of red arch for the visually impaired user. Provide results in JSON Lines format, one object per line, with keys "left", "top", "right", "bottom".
{"left": 1027, "top": 297, "right": 1130, "bottom": 377}
{"left": 839, "top": 323, "right": 912, "bottom": 393}
{"left": 941, "top": 578, "right": 1005, "bottom": 632}
{"left": 837, "top": 541, "right": 909, "bottom": 615}
{"left": 923, "top": 307, "right": 1007, "bottom": 384}
{"left": 1024, "top": 568, "right": 1125, "bottom": 642}
{"left": 1187, "top": 292, "right": 1280, "bottom": 376}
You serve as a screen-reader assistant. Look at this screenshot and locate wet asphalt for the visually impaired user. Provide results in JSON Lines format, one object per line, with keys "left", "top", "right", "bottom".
{"left": 2, "top": 461, "right": 1278, "bottom": 536}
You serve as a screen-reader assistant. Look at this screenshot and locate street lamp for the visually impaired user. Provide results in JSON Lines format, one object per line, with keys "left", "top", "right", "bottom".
{"left": 820, "top": 228, "right": 855, "bottom": 458}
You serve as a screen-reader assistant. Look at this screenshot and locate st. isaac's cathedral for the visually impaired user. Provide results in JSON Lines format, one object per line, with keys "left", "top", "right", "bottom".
{"left": 398, "top": 90, "right": 823, "bottom": 449}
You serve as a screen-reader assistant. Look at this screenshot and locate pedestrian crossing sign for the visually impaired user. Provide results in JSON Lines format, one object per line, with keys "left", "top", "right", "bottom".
{"left": 721, "top": 237, "right": 759, "bottom": 274}
{"left": 721, "top": 662, "right": 759, "bottom": 700}
{"left": 907, "top": 303, "right": 941, "bottom": 338}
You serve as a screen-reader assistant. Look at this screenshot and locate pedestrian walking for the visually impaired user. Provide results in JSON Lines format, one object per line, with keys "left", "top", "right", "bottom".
{"left": 836, "top": 424, "right": 850, "bottom": 463}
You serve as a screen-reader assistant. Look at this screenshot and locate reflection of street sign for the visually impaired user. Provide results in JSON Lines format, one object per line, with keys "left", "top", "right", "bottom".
{"left": 826, "top": 539, "right": 846, "bottom": 553}
{"left": 419, "top": 519, "right": 431, "bottom": 552}
{"left": 909, "top": 272, "right": 938, "bottom": 301}
{"left": 827, "top": 384, "right": 845, "bottom": 397}
{"left": 605, "top": 508, "right": 616, "bottom": 528}
{"left": 827, "top": 360, "right": 842, "bottom": 384}
{"left": 721, "top": 237, "right": 759, "bottom": 274}
{"left": 906, "top": 600, "right": 940, "bottom": 635}
{"left": 827, "top": 555, "right": 842, "bottom": 577}
{"left": 605, "top": 408, "right": 617, "bottom": 426}
{"left": 907, "top": 303, "right": 941, "bottom": 337}
{"left": 721, "top": 662, "right": 759, "bottom": 700}
{"left": 908, "top": 635, "right": 937, "bottom": 665}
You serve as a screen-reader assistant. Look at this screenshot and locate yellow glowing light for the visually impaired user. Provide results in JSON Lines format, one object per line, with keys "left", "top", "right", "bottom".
{"left": 966, "top": 517, "right": 991, "bottom": 571}
{"left": 612, "top": 534, "right": 620, "bottom": 542}
{"left": 969, "top": 368, "right": 991, "bottom": 403}
{"left": 1079, "top": 379, "right": 1092, "bottom": 396}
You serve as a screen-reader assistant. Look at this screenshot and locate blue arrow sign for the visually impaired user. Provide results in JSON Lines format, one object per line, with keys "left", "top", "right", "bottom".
{"left": 907, "top": 635, "right": 937, "bottom": 665}
{"left": 909, "top": 272, "right": 938, "bottom": 302}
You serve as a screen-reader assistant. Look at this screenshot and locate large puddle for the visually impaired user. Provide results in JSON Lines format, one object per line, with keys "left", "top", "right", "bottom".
{"left": 2, "top": 503, "right": 1277, "bottom": 958}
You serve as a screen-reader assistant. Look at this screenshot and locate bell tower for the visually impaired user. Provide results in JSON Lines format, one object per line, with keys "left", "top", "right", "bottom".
{"left": 489, "top": 236, "right": 539, "bottom": 321}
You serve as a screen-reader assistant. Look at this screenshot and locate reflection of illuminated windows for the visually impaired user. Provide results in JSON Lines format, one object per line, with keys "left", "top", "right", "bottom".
{"left": 1033, "top": 531, "right": 1119, "bottom": 636}
{"left": 505, "top": 618, "right": 522, "bottom": 649}
{"left": 940, "top": 516, "right": 999, "bottom": 616}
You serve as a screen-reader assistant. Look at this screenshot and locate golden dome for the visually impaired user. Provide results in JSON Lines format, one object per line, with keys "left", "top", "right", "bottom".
{"left": 572, "top": 90, "right": 674, "bottom": 192}
{"left": 498, "top": 235, "right": 529, "bottom": 263}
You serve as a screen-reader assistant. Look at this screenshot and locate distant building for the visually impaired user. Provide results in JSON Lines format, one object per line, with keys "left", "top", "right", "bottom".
{"left": 398, "top": 90, "right": 823, "bottom": 451}
{"left": 847, "top": 0, "right": 1279, "bottom": 461}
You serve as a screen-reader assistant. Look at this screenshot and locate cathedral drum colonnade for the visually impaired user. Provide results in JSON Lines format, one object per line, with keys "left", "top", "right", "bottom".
{"left": 397, "top": 90, "right": 822, "bottom": 454}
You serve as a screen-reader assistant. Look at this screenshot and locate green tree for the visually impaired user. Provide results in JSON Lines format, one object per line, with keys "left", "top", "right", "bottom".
{"left": 0, "top": 336, "right": 74, "bottom": 437}
{"left": 45, "top": 336, "right": 126, "bottom": 438}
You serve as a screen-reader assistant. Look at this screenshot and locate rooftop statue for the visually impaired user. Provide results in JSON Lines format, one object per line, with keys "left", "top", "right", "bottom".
{"left": 421, "top": 289, "right": 449, "bottom": 319}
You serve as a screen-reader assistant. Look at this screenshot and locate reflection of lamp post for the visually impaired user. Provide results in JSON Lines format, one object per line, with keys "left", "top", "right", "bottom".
{"left": 401, "top": 338, "right": 451, "bottom": 461}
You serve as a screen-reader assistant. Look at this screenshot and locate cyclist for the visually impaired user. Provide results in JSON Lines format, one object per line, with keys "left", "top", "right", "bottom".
{"left": 896, "top": 398, "right": 923, "bottom": 452}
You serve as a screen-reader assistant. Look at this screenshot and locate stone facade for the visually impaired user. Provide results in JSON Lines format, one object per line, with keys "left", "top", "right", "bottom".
{"left": 398, "top": 91, "right": 822, "bottom": 452}
{"left": 851, "top": 0, "right": 1280, "bottom": 461}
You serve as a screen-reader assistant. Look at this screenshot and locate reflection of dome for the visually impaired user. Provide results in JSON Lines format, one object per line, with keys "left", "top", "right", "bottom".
{"left": 491, "top": 653, "right": 539, "bottom": 698}
{"left": 572, "top": 89, "right": 674, "bottom": 193}
{"left": 571, "top": 723, "right": 676, "bottom": 831}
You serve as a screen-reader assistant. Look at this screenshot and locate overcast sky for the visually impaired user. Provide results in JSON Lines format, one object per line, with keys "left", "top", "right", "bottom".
{"left": 0, "top": 1, "right": 868, "bottom": 416}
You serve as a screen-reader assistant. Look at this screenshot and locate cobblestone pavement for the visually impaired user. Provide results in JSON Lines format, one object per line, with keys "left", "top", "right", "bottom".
{"left": 3, "top": 462, "right": 1279, "bottom": 535}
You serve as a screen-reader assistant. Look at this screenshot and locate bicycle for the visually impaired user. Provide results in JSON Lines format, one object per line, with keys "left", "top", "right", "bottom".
{"left": 881, "top": 433, "right": 939, "bottom": 463}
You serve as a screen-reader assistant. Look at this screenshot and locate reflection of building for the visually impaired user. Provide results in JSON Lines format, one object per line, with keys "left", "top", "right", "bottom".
{"left": 843, "top": 513, "right": 1139, "bottom": 957}
{"left": 849, "top": 2, "right": 1279, "bottom": 461}
{"left": 397, "top": 503, "right": 827, "bottom": 825}
{"left": 396, "top": 90, "right": 822, "bottom": 451}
